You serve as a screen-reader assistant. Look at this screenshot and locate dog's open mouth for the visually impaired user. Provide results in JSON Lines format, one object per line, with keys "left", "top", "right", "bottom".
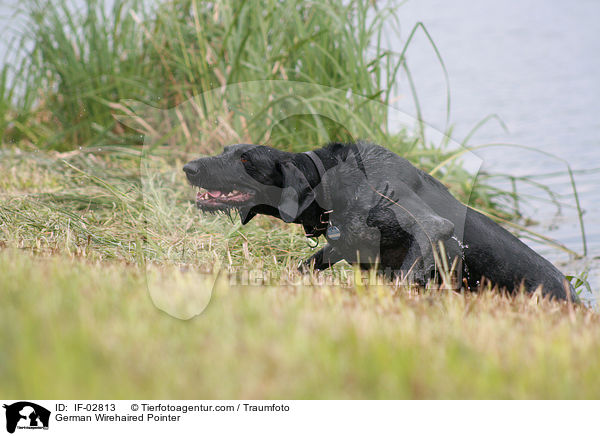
{"left": 195, "top": 188, "right": 254, "bottom": 209}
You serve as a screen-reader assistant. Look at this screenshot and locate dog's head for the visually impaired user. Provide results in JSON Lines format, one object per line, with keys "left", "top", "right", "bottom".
{"left": 183, "top": 144, "right": 317, "bottom": 224}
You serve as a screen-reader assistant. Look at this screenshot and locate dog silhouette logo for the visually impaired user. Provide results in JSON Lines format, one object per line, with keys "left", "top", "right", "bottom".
{"left": 3, "top": 402, "right": 50, "bottom": 434}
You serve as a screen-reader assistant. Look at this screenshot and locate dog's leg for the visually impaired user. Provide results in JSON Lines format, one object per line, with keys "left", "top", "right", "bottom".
{"left": 299, "top": 244, "right": 342, "bottom": 272}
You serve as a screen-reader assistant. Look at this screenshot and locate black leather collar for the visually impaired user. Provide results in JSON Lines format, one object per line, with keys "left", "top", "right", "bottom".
{"left": 303, "top": 151, "right": 333, "bottom": 237}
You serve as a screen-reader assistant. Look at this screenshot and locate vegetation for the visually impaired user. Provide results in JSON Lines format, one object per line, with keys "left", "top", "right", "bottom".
{"left": 1, "top": 250, "right": 598, "bottom": 399}
{"left": 0, "top": 0, "right": 595, "bottom": 398}
{"left": 4, "top": 0, "right": 404, "bottom": 150}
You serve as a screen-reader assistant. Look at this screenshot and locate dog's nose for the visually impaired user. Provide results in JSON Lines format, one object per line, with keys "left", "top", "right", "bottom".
{"left": 183, "top": 162, "right": 199, "bottom": 176}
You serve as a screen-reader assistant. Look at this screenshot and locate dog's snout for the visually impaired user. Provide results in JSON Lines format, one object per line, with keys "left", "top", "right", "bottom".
{"left": 183, "top": 161, "right": 200, "bottom": 176}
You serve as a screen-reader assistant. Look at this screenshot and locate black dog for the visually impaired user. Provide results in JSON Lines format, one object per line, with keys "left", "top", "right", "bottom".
{"left": 184, "top": 141, "right": 576, "bottom": 301}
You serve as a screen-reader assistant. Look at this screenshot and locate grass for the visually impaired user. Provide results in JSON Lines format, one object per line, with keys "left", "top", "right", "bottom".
{"left": 4, "top": 0, "right": 406, "bottom": 150}
{"left": 0, "top": 139, "right": 597, "bottom": 399}
{"left": 2, "top": 249, "right": 599, "bottom": 399}
{"left": 0, "top": 0, "right": 596, "bottom": 399}
{"left": 0, "top": 144, "right": 530, "bottom": 273}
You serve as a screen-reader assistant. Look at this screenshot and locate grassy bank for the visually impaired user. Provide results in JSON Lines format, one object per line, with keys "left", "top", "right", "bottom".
{"left": 0, "top": 138, "right": 597, "bottom": 399}
{"left": 1, "top": 250, "right": 598, "bottom": 399}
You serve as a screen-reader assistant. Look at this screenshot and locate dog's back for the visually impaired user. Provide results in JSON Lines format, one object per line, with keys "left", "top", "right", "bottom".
{"left": 463, "top": 207, "right": 576, "bottom": 300}
{"left": 338, "top": 142, "right": 576, "bottom": 300}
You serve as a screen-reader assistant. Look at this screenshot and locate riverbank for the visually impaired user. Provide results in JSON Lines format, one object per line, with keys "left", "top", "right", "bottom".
{"left": 1, "top": 144, "right": 597, "bottom": 398}
{"left": 1, "top": 247, "right": 598, "bottom": 398}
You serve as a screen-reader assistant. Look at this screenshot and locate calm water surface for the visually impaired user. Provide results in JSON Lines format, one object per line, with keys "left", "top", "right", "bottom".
{"left": 387, "top": 0, "right": 600, "bottom": 300}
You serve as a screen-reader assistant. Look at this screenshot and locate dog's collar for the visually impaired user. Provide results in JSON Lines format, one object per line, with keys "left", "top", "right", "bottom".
{"left": 303, "top": 151, "right": 334, "bottom": 238}
{"left": 304, "top": 151, "right": 332, "bottom": 209}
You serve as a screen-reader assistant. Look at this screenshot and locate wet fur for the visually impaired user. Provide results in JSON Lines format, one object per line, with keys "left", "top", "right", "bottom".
{"left": 184, "top": 141, "right": 577, "bottom": 301}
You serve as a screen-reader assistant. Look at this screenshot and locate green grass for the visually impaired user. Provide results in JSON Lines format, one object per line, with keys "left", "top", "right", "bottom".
{"left": 4, "top": 0, "right": 406, "bottom": 150}
{"left": 1, "top": 249, "right": 599, "bottom": 399}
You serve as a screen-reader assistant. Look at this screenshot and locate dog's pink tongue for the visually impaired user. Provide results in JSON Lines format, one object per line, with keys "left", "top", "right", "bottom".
{"left": 208, "top": 190, "right": 222, "bottom": 198}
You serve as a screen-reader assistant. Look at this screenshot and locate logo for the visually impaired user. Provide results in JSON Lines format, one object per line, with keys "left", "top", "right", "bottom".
{"left": 3, "top": 402, "right": 50, "bottom": 434}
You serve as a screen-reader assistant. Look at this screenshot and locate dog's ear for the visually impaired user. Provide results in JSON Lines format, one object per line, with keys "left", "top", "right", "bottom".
{"left": 240, "top": 208, "right": 257, "bottom": 225}
{"left": 278, "top": 161, "right": 315, "bottom": 223}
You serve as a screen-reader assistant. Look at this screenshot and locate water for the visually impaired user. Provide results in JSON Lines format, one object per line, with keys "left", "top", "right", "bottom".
{"left": 1, "top": 0, "right": 598, "bottom": 298}
{"left": 385, "top": 0, "right": 600, "bottom": 299}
